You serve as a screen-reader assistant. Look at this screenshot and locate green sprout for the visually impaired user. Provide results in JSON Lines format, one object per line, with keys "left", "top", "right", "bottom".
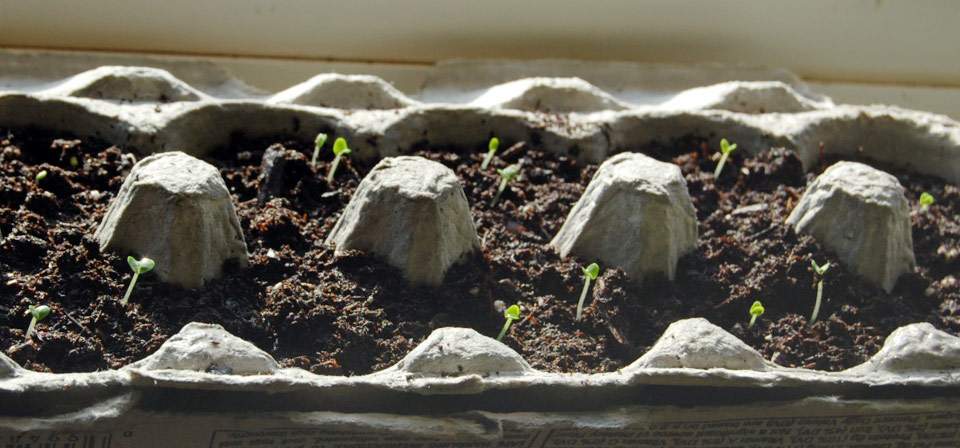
{"left": 35, "top": 170, "right": 48, "bottom": 184}
{"left": 919, "top": 192, "right": 934, "bottom": 211}
{"left": 326, "top": 137, "right": 351, "bottom": 183}
{"left": 713, "top": 138, "right": 738, "bottom": 179}
{"left": 496, "top": 304, "right": 521, "bottom": 342}
{"left": 576, "top": 263, "right": 600, "bottom": 320}
{"left": 121, "top": 256, "right": 156, "bottom": 305}
{"left": 25, "top": 304, "right": 51, "bottom": 341}
{"left": 747, "top": 300, "right": 765, "bottom": 329}
{"left": 70, "top": 156, "right": 79, "bottom": 169}
{"left": 490, "top": 163, "right": 521, "bottom": 207}
{"left": 809, "top": 259, "right": 830, "bottom": 325}
{"left": 310, "top": 132, "right": 328, "bottom": 169}
{"left": 480, "top": 137, "right": 500, "bottom": 170}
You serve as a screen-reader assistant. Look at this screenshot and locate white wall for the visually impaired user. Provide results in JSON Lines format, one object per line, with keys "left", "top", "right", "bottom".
{"left": 1, "top": 0, "right": 957, "bottom": 86}
{"left": 2, "top": 0, "right": 958, "bottom": 117}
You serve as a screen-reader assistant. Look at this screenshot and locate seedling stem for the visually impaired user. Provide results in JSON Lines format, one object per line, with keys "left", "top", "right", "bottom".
{"left": 122, "top": 256, "right": 156, "bottom": 305}
{"left": 311, "top": 132, "right": 328, "bottom": 168}
{"left": 576, "top": 263, "right": 600, "bottom": 320}
{"left": 747, "top": 300, "right": 765, "bottom": 329}
{"left": 919, "top": 192, "right": 934, "bottom": 211}
{"left": 809, "top": 259, "right": 830, "bottom": 324}
{"left": 25, "top": 304, "right": 51, "bottom": 341}
{"left": 713, "top": 138, "right": 738, "bottom": 179}
{"left": 490, "top": 163, "right": 521, "bottom": 207}
{"left": 496, "top": 304, "right": 521, "bottom": 341}
{"left": 327, "top": 137, "right": 351, "bottom": 183}
{"left": 481, "top": 137, "right": 499, "bottom": 170}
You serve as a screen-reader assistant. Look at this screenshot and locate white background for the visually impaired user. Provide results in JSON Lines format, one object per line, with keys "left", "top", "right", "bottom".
{"left": 1, "top": 0, "right": 958, "bottom": 117}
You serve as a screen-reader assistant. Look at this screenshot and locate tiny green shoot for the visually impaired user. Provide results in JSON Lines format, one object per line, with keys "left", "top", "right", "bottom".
{"left": 121, "top": 256, "right": 156, "bottom": 305}
{"left": 480, "top": 137, "right": 500, "bottom": 170}
{"left": 576, "top": 263, "right": 600, "bottom": 320}
{"left": 713, "top": 138, "right": 738, "bottom": 179}
{"left": 809, "top": 259, "right": 830, "bottom": 324}
{"left": 25, "top": 304, "right": 51, "bottom": 341}
{"left": 496, "top": 304, "right": 521, "bottom": 341}
{"left": 490, "top": 163, "right": 521, "bottom": 207}
{"left": 311, "top": 132, "right": 328, "bottom": 169}
{"left": 326, "top": 137, "right": 351, "bottom": 183}
{"left": 70, "top": 156, "right": 79, "bottom": 168}
{"left": 747, "top": 300, "right": 765, "bottom": 329}
{"left": 35, "top": 170, "right": 48, "bottom": 184}
{"left": 919, "top": 192, "right": 934, "bottom": 211}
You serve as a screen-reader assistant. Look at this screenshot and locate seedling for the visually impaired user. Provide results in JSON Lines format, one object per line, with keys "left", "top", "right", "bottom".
{"left": 576, "top": 263, "right": 600, "bottom": 320}
{"left": 121, "top": 256, "right": 155, "bottom": 305}
{"left": 35, "top": 170, "right": 48, "bottom": 184}
{"left": 747, "top": 300, "right": 765, "bottom": 329}
{"left": 326, "top": 137, "right": 351, "bottom": 183}
{"left": 25, "top": 304, "right": 51, "bottom": 341}
{"left": 809, "top": 259, "right": 830, "bottom": 324}
{"left": 70, "top": 156, "right": 79, "bottom": 168}
{"left": 480, "top": 137, "right": 500, "bottom": 170}
{"left": 490, "top": 163, "right": 521, "bottom": 207}
{"left": 310, "top": 132, "right": 328, "bottom": 169}
{"left": 919, "top": 192, "right": 934, "bottom": 211}
{"left": 496, "top": 304, "right": 521, "bottom": 341}
{"left": 713, "top": 138, "right": 738, "bottom": 179}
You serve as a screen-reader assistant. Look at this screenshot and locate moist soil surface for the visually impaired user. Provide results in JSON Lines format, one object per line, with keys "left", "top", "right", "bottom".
{"left": 2, "top": 128, "right": 959, "bottom": 375}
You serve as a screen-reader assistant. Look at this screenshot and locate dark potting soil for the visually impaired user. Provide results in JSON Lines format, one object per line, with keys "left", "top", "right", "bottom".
{"left": 1, "top": 128, "right": 958, "bottom": 375}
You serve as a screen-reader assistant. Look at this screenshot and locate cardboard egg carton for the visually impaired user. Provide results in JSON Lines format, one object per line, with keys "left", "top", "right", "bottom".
{"left": 2, "top": 54, "right": 959, "bottom": 447}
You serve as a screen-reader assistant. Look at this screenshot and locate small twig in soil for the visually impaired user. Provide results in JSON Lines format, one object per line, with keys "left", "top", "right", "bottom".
{"left": 499, "top": 141, "right": 528, "bottom": 162}
{"left": 535, "top": 222, "right": 553, "bottom": 241}
{"left": 63, "top": 311, "right": 91, "bottom": 335}
{"left": 519, "top": 297, "right": 548, "bottom": 327}
{"left": 345, "top": 161, "right": 361, "bottom": 181}
{"left": 481, "top": 228, "right": 492, "bottom": 249}
{"left": 746, "top": 224, "right": 777, "bottom": 240}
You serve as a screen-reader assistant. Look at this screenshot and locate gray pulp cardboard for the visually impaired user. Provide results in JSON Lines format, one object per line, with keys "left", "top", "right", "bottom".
{"left": 3, "top": 322, "right": 960, "bottom": 447}
{"left": 2, "top": 53, "right": 960, "bottom": 447}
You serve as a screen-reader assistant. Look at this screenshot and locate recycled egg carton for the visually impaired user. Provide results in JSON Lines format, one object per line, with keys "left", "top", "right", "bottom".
{"left": 2, "top": 54, "right": 960, "bottom": 447}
